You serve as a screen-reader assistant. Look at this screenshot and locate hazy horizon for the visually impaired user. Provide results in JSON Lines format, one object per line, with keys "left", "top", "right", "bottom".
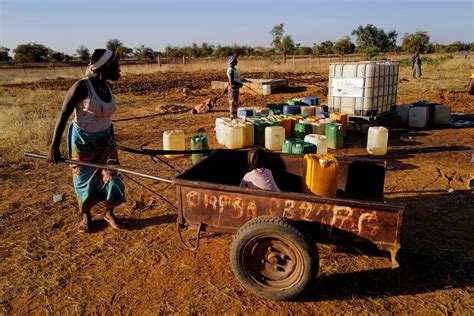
{"left": 1, "top": 0, "right": 473, "bottom": 55}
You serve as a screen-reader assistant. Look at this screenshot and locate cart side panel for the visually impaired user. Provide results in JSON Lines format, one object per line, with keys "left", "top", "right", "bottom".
{"left": 178, "top": 185, "right": 402, "bottom": 249}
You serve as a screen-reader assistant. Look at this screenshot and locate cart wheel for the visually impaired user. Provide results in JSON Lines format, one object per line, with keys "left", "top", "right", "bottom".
{"left": 230, "top": 216, "right": 318, "bottom": 301}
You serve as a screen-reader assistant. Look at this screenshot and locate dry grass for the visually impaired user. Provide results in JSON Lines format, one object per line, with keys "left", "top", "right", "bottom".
{"left": 0, "top": 89, "right": 64, "bottom": 165}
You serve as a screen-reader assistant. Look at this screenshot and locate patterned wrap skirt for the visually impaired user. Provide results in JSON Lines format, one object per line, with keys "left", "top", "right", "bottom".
{"left": 68, "top": 123, "right": 125, "bottom": 213}
{"left": 228, "top": 87, "right": 239, "bottom": 109}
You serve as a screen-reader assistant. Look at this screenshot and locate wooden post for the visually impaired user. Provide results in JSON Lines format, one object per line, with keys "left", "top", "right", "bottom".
{"left": 182, "top": 56, "right": 186, "bottom": 67}
{"left": 157, "top": 55, "right": 161, "bottom": 67}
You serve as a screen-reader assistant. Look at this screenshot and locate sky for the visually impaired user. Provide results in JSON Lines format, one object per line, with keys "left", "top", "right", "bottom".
{"left": 1, "top": 0, "right": 473, "bottom": 55}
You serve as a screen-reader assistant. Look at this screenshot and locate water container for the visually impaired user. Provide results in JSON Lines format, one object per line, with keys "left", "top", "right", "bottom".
{"left": 262, "top": 84, "right": 272, "bottom": 96}
{"left": 215, "top": 117, "right": 231, "bottom": 144}
{"left": 238, "top": 108, "right": 254, "bottom": 119}
{"left": 283, "top": 105, "right": 300, "bottom": 115}
{"left": 302, "top": 97, "right": 320, "bottom": 106}
{"left": 300, "top": 106, "right": 316, "bottom": 116}
{"left": 434, "top": 104, "right": 451, "bottom": 125}
{"left": 329, "top": 112, "right": 348, "bottom": 137}
{"left": 304, "top": 134, "right": 328, "bottom": 154}
{"left": 190, "top": 135, "right": 209, "bottom": 164}
{"left": 314, "top": 106, "right": 324, "bottom": 114}
{"left": 282, "top": 138, "right": 302, "bottom": 153}
{"left": 278, "top": 117, "right": 292, "bottom": 138}
{"left": 329, "top": 112, "right": 348, "bottom": 126}
{"left": 295, "top": 122, "right": 312, "bottom": 139}
{"left": 255, "top": 107, "right": 270, "bottom": 116}
{"left": 288, "top": 116, "right": 300, "bottom": 136}
{"left": 253, "top": 121, "right": 269, "bottom": 146}
{"left": 303, "top": 154, "right": 338, "bottom": 197}
{"left": 292, "top": 142, "right": 317, "bottom": 155}
{"left": 408, "top": 106, "right": 429, "bottom": 128}
{"left": 367, "top": 126, "right": 389, "bottom": 156}
{"left": 311, "top": 122, "right": 326, "bottom": 135}
{"left": 163, "top": 130, "right": 185, "bottom": 158}
{"left": 397, "top": 104, "right": 412, "bottom": 126}
{"left": 223, "top": 124, "right": 243, "bottom": 149}
{"left": 325, "top": 123, "right": 344, "bottom": 149}
{"left": 287, "top": 99, "right": 300, "bottom": 106}
{"left": 267, "top": 120, "right": 281, "bottom": 126}
{"left": 265, "top": 126, "right": 285, "bottom": 151}
{"left": 240, "top": 122, "right": 255, "bottom": 148}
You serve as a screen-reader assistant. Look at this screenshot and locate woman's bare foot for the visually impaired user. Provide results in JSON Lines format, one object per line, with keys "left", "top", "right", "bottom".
{"left": 78, "top": 211, "right": 92, "bottom": 233}
{"left": 104, "top": 208, "right": 124, "bottom": 230}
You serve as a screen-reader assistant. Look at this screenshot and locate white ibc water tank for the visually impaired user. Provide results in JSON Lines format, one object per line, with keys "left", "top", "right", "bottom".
{"left": 434, "top": 104, "right": 451, "bottom": 125}
{"left": 328, "top": 61, "right": 399, "bottom": 118}
{"left": 409, "top": 107, "right": 429, "bottom": 128}
{"left": 367, "top": 126, "right": 389, "bottom": 156}
{"left": 397, "top": 104, "right": 412, "bottom": 126}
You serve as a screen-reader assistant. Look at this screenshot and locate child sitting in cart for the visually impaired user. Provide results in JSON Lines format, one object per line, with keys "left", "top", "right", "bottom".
{"left": 240, "top": 148, "right": 281, "bottom": 192}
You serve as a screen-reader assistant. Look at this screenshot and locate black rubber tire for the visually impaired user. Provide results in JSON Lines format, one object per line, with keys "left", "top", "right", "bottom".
{"left": 230, "top": 216, "right": 319, "bottom": 301}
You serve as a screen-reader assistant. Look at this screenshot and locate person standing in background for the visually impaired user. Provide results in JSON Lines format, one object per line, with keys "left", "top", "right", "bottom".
{"left": 227, "top": 55, "right": 243, "bottom": 117}
{"left": 412, "top": 51, "right": 422, "bottom": 78}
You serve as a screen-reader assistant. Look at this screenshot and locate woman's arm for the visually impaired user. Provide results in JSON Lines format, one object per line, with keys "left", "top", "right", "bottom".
{"left": 47, "top": 79, "right": 87, "bottom": 163}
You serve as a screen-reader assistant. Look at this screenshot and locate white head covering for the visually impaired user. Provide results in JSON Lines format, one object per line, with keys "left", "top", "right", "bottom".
{"left": 88, "top": 50, "right": 116, "bottom": 72}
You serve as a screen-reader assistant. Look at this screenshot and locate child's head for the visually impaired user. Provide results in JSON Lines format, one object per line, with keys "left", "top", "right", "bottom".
{"left": 248, "top": 147, "right": 265, "bottom": 169}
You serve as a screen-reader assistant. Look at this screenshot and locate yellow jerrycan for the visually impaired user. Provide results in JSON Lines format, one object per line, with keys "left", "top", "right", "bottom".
{"left": 303, "top": 154, "right": 338, "bottom": 197}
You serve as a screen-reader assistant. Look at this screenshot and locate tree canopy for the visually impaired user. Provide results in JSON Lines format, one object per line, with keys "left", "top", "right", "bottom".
{"left": 270, "top": 23, "right": 295, "bottom": 63}
{"left": 401, "top": 30, "right": 431, "bottom": 53}
{"left": 351, "top": 24, "right": 398, "bottom": 58}
{"left": 13, "top": 43, "right": 49, "bottom": 62}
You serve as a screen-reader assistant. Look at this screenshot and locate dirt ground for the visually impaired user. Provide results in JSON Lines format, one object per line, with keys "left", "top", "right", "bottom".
{"left": 1, "top": 68, "right": 473, "bottom": 314}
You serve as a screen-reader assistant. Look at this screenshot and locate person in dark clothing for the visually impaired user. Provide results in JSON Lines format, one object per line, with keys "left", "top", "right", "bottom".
{"left": 412, "top": 51, "right": 422, "bottom": 78}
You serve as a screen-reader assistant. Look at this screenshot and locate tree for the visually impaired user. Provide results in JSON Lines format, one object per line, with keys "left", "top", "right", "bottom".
{"left": 313, "top": 40, "right": 334, "bottom": 55}
{"left": 76, "top": 45, "right": 90, "bottom": 61}
{"left": 333, "top": 36, "right": 355, "bottom": 55}
{"left": 106, "top": 39, "right": 132, "bottom": 59}
{"left": 0, "top": 47, "right": 11, "bottom": 62}
{"left": 133, "top": 45, "right": 155, "bottom": 60}
{"left": 401, "top": 30, "right": 431, "bottom": 53}
{"left": 270, "top": 23, "right": 295, "bottom": 63}
{"left": 351, "top": 24, "right": 398, "bottom": 58}
{"left": 446, "top": 41, "right": 471, "bottom": 53}
{"left": 13, "top": 43, "right": 49, "bottom": 62}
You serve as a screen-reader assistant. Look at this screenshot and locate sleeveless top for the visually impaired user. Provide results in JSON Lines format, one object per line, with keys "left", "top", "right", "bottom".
{"left": 73, "top": 78, "right": 117, "bottom": 133}
{"left": 227, "top": 67, "right": 241, "bottom": 86}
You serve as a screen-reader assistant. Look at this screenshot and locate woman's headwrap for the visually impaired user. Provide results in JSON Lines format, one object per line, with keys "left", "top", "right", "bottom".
{"left": 228, "top": 55, "right": 237, "bottom": 64}
{"left": 88, "top": 50, "right": 116, "bottom": 73}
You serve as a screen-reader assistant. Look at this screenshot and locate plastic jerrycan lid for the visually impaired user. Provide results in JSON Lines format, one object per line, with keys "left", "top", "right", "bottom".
{"left": 319, "top": 157, "right": 330, "bottom": 167}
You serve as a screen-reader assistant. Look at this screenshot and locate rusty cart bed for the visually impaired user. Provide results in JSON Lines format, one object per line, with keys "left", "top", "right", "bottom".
{"left": 173, "top": 149, "right": 404, "bottom": 300}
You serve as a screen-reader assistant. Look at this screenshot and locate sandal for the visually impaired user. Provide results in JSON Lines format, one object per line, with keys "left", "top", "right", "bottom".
{"left": 78, "top": 222, "right": 92, "bottom": 233}
{"left": 104, "top": 214, "right": 124, "bottom": 230}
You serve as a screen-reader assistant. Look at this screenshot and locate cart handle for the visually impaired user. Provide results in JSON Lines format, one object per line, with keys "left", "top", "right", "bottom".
{"left": 24, "top": 152, "right": 174, "bottom": 184}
